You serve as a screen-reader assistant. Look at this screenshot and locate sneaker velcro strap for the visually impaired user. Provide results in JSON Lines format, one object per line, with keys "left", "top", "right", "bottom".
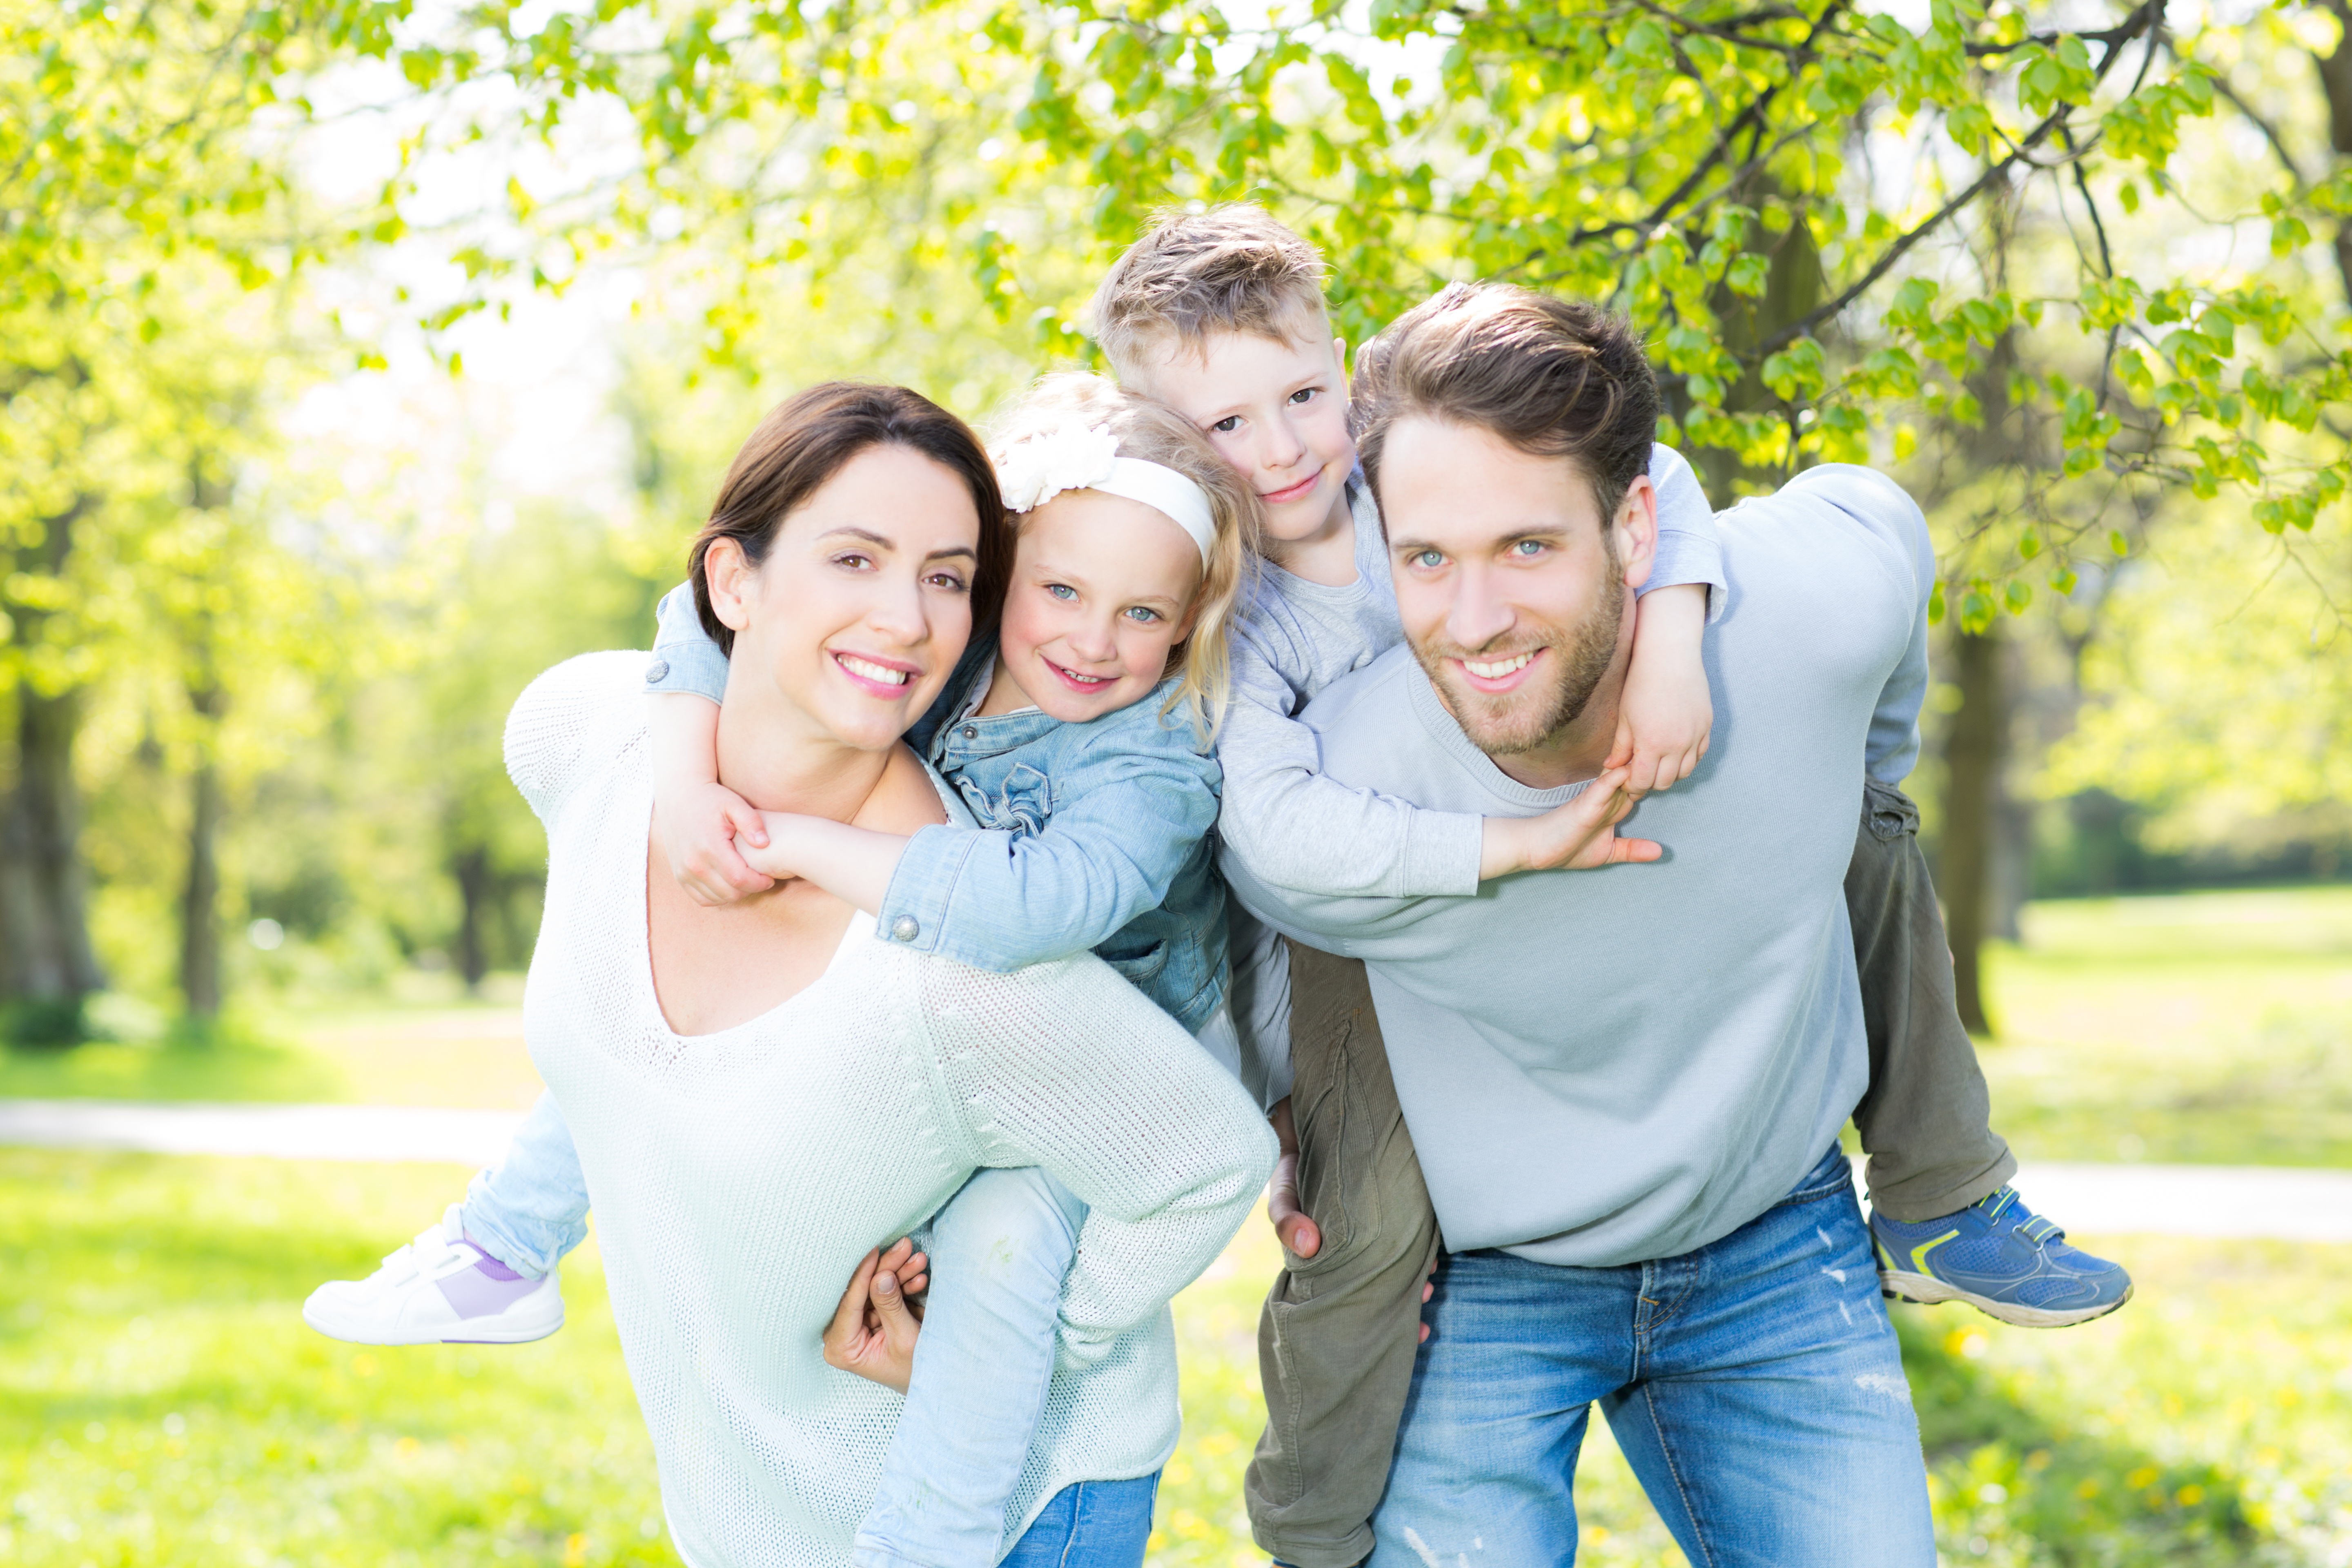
{"left": 2018, "top": 1213, "right": 2062, "bottom": 1245}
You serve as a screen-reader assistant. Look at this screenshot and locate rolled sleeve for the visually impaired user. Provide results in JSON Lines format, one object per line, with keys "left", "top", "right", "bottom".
{"left": 643, "top": 582, "right": 729, "bottom": 704}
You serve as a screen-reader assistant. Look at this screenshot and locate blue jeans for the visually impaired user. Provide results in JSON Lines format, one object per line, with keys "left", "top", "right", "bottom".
{"left": 1371, "top": 1143, "right": 1934, "bottom": 1568}
{"left": 855, "top": 1166, "right": 1087, "bottom": 1567}
{"left": 999, "top": 1474, "right": 1159, "bottom": 1568}
{"left": 461, "top": 1095, "right": 1093, "bottom": 1568}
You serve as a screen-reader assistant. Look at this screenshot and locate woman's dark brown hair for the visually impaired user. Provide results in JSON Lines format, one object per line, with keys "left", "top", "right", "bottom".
{"left": 688, "top": 383, "right": 1009, "bottom": 655}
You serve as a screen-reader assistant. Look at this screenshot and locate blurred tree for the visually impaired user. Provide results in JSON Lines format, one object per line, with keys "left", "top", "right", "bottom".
{"left": 0, "top": 0, "right": 361, "bottom": 1033}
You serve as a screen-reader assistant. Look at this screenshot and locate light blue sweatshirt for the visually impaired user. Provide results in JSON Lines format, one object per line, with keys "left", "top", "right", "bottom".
{"left": 1221, "top": 466, "right": 1935, "bottom": 1267}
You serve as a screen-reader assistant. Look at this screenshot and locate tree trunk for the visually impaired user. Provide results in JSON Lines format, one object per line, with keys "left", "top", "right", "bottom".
{"left": 453, "top": 845, "right": 492, "bottom": 995}
{"left": 178, "top": 687, "right": 225, "bottom": 1019}
{"left": 2314, "top": 0, "right": 2352, "bottom": 301}
{"left": 0, "top": 687, "right": 105, "bottom": 1020}
{"left": 0, "top": 496, "right": 103, "bottom": 1037}
{"left": 1941, "top": 626, "right": 2004, "bottom": 1036}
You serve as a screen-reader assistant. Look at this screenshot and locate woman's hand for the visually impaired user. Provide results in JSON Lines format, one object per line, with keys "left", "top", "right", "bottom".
{"left": 820, "top": 1237, "right": 929, "bottom": 1394}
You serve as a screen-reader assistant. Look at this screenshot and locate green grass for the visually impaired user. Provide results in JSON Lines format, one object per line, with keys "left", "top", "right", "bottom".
{"left": 8, "top": 1151, "right": 2349, "bottom": 1567}
{"left": 1977, "top": 885, "right": 2352, "bottom": 1167}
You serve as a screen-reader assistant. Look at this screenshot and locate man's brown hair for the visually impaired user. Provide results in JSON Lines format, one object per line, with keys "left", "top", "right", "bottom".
{"left": 1352, "top": 282, "right": 1659, "bottom": 526}
{"left": 1089, "top": 203, "right": 1330, "bottom": 382}
{"left": 689, "top": 382, "right": 1010, "bottom": 654}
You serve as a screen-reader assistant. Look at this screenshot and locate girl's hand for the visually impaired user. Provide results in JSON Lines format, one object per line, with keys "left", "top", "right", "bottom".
{"left": 655, "top": 780, "right": 775, "bottom": 905}
{"left": 820, "top": 1237, "right": 929, "bottom": 1394}
{"left": 1480, "top": 767, "right": 1663, "bottom": 878}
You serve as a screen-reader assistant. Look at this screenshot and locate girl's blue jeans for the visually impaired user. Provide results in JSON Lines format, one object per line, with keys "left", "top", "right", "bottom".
{"left": 459, "top": 1091, "right": 1102, "bottom": 1567}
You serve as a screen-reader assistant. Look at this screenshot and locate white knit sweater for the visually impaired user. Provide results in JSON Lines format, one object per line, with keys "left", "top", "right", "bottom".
{"left": 506, "top": 653, "right": 1276, "bottom": 1568}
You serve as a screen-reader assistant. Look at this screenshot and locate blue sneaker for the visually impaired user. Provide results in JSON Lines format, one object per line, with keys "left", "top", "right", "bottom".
{"left": 1870, "top": 1187, "right": 2132, "bottom": 1328}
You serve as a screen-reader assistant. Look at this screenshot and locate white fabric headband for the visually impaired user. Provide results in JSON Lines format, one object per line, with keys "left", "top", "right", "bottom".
{"left": 992, "top": 423, "right": 1218, "bottom": 568}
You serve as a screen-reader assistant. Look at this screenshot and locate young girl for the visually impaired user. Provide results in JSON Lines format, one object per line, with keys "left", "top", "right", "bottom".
{"left": 307, "top": 375, "right": 1615, "bottom": 1566}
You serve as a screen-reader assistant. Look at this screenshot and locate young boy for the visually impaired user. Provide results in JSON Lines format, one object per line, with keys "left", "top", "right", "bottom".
{"left": 1087, "top": 206, "right": 2132, "bottom": 1568}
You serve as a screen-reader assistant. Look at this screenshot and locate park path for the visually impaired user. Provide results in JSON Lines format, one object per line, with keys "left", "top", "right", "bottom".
{"left": 4, "top": 1097, "right": 2351, "bottom": 1241}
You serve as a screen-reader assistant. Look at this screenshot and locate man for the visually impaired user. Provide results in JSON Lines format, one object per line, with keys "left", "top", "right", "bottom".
{"left": 1222, "top": 282, "right": 1941, "bottom": 1565}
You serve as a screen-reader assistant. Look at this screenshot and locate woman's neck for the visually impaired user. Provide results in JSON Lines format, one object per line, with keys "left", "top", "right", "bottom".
{"left": 714, "top": 699, "right": 893, "bottom": 823}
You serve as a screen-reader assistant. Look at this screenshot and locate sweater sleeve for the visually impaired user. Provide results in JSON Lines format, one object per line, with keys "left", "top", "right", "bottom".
{"left": 913, "top": 953, "right": 1277, "bottom": 1363}
{"left": 505, "top": 651, "right": 651, "bottom": 827}
{"left": 1214, "top": 625, "right": 1486, "bottom": 900}
{"left": 1641, "top": 443, "right": 1728, "bottom": 619}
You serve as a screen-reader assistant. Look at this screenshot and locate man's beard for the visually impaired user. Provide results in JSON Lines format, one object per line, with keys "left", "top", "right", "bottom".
{"left": 1413, "top": 546, "right": 1626, "bottom": 759}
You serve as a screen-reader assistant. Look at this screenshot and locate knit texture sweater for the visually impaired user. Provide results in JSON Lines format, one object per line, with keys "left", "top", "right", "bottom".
{"left": 506, "top": 652, "right": 1276, "bottom": 1567}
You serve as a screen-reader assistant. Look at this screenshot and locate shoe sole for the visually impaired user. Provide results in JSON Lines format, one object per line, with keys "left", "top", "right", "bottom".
{"left": 301, "top": 1287, "right": 567, "bottom": 1347}
{"left": 1878, "top": 1269, "right": 2132, "bottom": 1329}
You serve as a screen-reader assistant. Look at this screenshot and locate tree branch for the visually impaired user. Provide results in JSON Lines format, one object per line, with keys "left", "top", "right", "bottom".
{"left": 1756, "top": 0, "right": 2161, "bottom": 357}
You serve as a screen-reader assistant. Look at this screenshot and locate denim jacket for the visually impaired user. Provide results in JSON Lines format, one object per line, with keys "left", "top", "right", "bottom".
{"left": 644, "top": 586, "right": 1230, "bottom": 1033}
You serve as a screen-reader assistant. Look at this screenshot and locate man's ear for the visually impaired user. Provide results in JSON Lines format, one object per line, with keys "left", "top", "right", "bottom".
{"left": 1615, "top": 473, "right": 1659, "bottom": 591}
{"left": 703, "top": 538, "right": 759, "bottom": 633}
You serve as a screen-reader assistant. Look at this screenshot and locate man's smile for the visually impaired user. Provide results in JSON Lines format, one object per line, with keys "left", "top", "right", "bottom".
{"left": 1452, "top": 646, "right": 1547, "bottom": 694}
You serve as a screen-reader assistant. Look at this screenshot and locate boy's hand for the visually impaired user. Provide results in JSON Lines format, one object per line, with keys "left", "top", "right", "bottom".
{"left": 656, "top": 781, "right": 775, "bottom": 906}
{"left": 1265, "top": 1096, "right": 1322, "bottom": 1259}
{"left": 1479, "top": 768, "right": 1663, "bottom": 879}
{"left": 820, "top": 1237, "right": 929, "bottom": 1394}
{"left": 1609, "top": 582, "right": 1713, "bottom": 798}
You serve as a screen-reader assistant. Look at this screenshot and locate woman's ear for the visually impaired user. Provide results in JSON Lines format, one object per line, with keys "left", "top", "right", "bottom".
{"left": 703, "top": 538, "right": 759, "bottom": 633}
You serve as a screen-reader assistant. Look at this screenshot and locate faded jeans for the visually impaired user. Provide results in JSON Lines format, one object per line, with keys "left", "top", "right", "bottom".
{"left": 1369, "top": 1143, "right": 1936, "bottom": 1568}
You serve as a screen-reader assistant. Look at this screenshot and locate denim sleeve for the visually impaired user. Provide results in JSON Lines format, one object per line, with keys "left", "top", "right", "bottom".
{"left": 1640, "top": 443, "right": 1727, "bottom": 621}
{"left": 643, "top": 581, "right": 729, "bottom": 704}
{"left": 876, "top": 733, "right": 1223, "bottom": 973}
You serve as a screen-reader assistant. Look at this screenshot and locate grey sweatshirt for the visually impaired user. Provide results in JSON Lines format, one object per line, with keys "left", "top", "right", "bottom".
{"left": 1221, "top": 465, "right": 1934, "bottom": 1267}
{"left": 1218, "top": 444, "right": 1722, "bottom": 1106}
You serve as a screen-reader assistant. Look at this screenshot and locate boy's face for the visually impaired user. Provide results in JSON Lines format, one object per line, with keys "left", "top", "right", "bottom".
{"left": 1132, "top": 324, "right": 1355, "bottom": 548}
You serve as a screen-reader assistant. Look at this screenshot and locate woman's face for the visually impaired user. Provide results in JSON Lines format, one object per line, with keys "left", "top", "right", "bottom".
{"left": 706, "top": 443, "right": 983, "bottom": 752}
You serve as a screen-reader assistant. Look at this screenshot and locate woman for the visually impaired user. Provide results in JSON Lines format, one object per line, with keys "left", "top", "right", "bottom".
{"left": 505, "top": 383, "right": 1274, "bottom": 1565}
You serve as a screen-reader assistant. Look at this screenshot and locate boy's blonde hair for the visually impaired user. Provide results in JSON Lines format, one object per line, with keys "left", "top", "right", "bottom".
{"left": 1089, "top": 204, "right": 1332, "bottom": 385}
{"left": 991, "top": 373, "right": 1263, "bottom": 743}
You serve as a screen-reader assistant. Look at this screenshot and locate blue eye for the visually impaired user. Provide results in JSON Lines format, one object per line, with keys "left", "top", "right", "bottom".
{"left": 1046, "top": 583, "right": 1076, "bottom": 601}
{"left": 1125, "top": 606, "right": 1161, "bottom": 624}
{"left": 1413, "top": 550, "right": 1443, "bottom": 569}
{"left": 1512, "top": 540, "right": 1545, "bottom": 557}
{"left": 1211, "top": 415, "right": 1242, "bottom": 434}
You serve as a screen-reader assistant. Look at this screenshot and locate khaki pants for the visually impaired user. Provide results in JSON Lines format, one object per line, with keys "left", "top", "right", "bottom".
{"left": 1243, "top": 780, "right": 2013, "bottom": 1568}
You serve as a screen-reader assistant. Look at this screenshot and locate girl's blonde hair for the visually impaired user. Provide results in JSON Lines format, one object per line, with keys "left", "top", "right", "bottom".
{"left": 990, "top": 373, "right": 1263, "bottom": 743}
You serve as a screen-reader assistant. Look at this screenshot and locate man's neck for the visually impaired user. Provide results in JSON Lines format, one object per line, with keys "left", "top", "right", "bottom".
{"left": 714, "top": 692, "right": 893, "bottom": 822}
{"left": 1486, "top": 589, "right": 1637, "bottom": 791}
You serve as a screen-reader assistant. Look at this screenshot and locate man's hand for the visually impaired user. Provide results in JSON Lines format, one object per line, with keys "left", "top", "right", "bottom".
{"left": 1609, "top": 582, "right": 1713, "bottom": 797}
{"left": 1265, "top": 1096, "right": 1323, "bottom": 1259}
{"left": 1478, "top": 768, "right": 1664, "bottom": 879}
{"left": 820, "top": 1237, "right": 929, "bottom": 1394}
{"left": 655, "top": 780, "right": 776, "bottom": 906}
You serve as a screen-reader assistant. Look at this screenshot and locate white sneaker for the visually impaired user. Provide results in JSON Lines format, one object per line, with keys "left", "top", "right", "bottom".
{"left": 303, "top": 1221, "right": 565, "bottom": 1346}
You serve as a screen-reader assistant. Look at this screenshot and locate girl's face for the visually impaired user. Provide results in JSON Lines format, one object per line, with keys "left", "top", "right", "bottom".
{"left": 993, "top": 489, "right": 1204, "bottom": 724}
{"left": 706, "top": 443, "right": 982, "bottom": 752}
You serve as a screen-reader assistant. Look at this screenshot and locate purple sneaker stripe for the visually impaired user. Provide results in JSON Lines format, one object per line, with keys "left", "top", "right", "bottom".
{"left": 438, "top": 1263, "right": 546, "bottom": 1320}
{"left": 460, "top": 1231, "right": 529, "bottom": 1282}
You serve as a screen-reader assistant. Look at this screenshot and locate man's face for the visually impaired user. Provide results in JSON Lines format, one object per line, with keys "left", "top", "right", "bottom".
{"left": 1380, "top": 417, "right": 1655, "bottom": 763}
{"left": 1128, "top": 323, "right": 1355, "bottom": 549}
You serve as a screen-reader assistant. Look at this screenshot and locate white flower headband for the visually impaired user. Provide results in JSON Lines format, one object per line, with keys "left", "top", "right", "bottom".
{"left": 992, "top": 423, "right": 1218, "bottom": 568}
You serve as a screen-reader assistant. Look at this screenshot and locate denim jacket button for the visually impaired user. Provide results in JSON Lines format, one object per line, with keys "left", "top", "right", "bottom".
{"left": 890, "top": 915, "right": 920, "bottom": 942}
{"left": 962, "top": 725, "right": 978, "bottom": 739}
{"left": 645, "top": 659, "right": 670, "bottom": 683}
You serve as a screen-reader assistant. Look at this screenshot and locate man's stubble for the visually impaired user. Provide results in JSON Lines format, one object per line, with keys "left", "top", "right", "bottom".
{"left": 1412, "top": 528, "right": 1626, "bottom": 759}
